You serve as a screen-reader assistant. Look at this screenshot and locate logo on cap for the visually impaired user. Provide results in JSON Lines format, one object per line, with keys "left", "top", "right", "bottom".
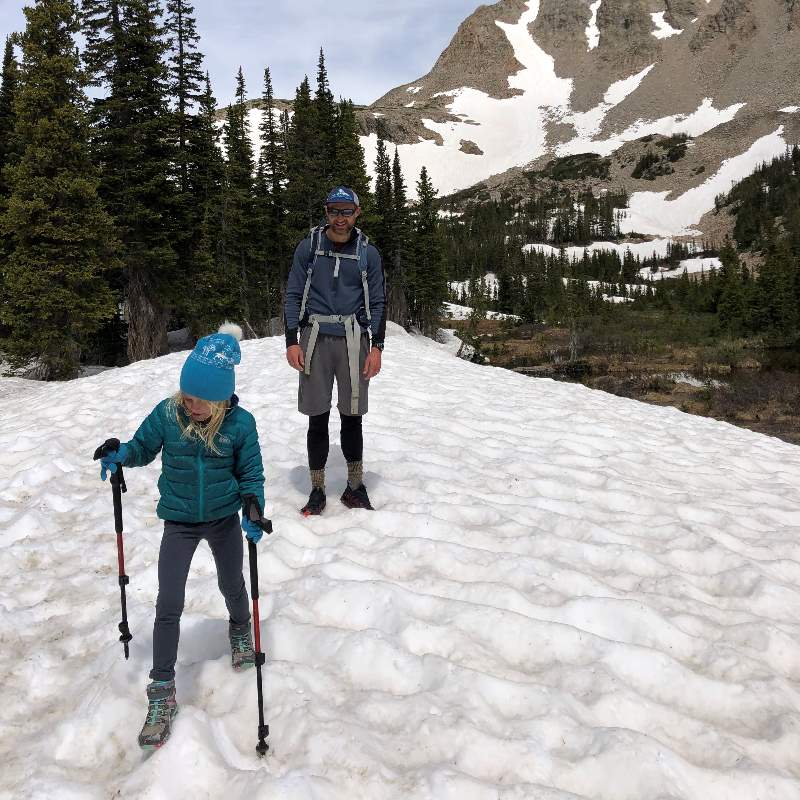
{"left": 326, "top": 186, "right": 359, "bottom": 205}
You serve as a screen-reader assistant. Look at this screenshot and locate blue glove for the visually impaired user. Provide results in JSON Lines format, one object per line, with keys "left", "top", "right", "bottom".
{"left": 95, "top": 441, "right": 127, "bottom": 481}
{"left": 241, "top": 515, "right": 262, "bottom": 544}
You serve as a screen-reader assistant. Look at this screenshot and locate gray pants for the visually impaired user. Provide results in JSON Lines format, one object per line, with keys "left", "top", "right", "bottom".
{"left": 150, "top": 513, "right": 250, "bottom": 682}
{"left": 298, "top": 330, "right": 370, "bottom": 417}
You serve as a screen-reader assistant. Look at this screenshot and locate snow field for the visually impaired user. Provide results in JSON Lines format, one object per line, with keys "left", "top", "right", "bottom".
{"left": 2, "top": 324, "right": 800, "bottom": 798}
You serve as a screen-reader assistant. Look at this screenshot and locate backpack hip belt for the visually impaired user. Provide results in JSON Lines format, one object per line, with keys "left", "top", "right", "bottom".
{"left": 304, "top": 313, "right": 364, "bottom": 415}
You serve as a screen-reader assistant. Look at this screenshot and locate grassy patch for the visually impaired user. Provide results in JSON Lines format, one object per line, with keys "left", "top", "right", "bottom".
{"left": 535, "top": 153, "right": 612, "bottom": 181}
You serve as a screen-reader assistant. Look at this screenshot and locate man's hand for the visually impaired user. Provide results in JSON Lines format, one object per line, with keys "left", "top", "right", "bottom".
{"left": 286, "top": 344, "right": 304, "bottom": 372}
{"left": 363, "top": 347, "right": 382, "bottom": 380}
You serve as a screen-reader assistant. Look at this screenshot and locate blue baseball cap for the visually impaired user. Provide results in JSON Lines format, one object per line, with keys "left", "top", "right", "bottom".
{"left": 325, "top": 186, "right": 360, "bottom": 206}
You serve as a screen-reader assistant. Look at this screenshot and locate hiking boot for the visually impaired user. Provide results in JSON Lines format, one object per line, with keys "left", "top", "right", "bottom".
{"left": 229, "top": 622, "right": 255, "bottom": 671}
{"left": 138, "top": 680, "right": 178, "bottom": 750}
{"left": 340, "top": 484, "right": 374, "bottom": 510}
{"left": 301, "top": 487, "right": 326, "bottom": 516}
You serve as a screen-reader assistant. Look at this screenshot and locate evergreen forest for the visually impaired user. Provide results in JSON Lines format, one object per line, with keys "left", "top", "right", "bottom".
{"left": 0, "top": 0, "right": 798, "bottom": 386}
{"left": 440, "top": 147, "right": 800, "bottom": 350}
{"left": 0, "top": 0, "right": 447, "bottom": 379}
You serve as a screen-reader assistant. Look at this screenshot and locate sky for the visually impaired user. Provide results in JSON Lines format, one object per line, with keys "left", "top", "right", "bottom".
{"left": 0, "top": 0, "right": 487, "bottom": 105}
{"left": 3, "top": 322, "right": 800, "bottom": 798}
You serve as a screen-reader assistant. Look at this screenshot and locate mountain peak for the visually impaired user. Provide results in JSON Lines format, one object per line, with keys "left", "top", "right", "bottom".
{"left": 356, "top": 0, "right": 800, "bottom": 237}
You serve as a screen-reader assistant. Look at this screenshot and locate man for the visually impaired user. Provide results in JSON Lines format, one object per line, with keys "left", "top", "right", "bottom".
{"left": 284, "top": 186, "right": 386, "bottom": 515}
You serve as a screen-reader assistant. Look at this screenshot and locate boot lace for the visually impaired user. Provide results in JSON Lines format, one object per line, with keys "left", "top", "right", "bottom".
{"left": 146, "top": 697, "right": 169, "bottom": 726}
{"left": 231, "top": 631, "right": 252, "bottom": 654}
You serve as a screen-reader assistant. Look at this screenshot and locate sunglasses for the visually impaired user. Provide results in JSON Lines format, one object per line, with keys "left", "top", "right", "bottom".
{"left": 325, "top": 207, "right": 357, "bottom": 218}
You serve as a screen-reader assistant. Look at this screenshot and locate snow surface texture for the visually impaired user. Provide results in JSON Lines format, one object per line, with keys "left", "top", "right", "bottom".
{"left": 3, "top": 325, "right": 800, "bottom": 799}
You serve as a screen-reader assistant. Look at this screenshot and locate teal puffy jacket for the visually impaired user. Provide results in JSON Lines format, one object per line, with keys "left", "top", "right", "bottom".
{"left": 122, "top": 396, "right": 265, "bottom": 523}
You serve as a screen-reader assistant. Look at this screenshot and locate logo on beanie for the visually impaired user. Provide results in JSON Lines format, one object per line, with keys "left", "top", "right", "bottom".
{"left": 212, "top": 347, "right": 237, "bottom": 367}
{"left": 193, "top": 336, "right": 239, "bottom": 369}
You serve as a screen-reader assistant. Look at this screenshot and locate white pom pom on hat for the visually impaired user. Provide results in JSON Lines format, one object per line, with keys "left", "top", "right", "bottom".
{"left": 218, "top": 321, "right": 243, "bottom": 341}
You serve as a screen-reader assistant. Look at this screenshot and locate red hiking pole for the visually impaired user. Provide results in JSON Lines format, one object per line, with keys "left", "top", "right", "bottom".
{"left": 94, "top": 437, "right": 133, "bottom": 659}
{"left": 243, "top": 495, "right": 272, "bottom": 757}
{"left": 248, "top": 539, "right": 269, "bottom": 756}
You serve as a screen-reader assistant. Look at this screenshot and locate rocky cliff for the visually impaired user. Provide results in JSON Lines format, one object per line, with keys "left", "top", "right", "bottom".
{"left": 352, "top": 0, "right": 800, "bottom": 237}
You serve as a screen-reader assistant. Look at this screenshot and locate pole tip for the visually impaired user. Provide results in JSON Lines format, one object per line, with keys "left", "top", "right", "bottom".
{"left": 256, "top": 741, "right": 269, "bottom": 757}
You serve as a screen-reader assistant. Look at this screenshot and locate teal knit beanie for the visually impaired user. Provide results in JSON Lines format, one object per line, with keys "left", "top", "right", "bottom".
{"left": 179, "top": 323, "right": 242, "bottom": 401}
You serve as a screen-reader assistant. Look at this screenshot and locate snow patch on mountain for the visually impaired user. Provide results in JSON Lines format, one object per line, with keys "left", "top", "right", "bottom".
{"left": 586, "top": 0, "right": 602, "bottom": 50}
{"left": 360, "top": 0, "right": 750, "bottom": 229}
{"left": 620, "top": 127, "right": 787, "bottom": 236}
{"left": 560, "top": 65, "right": 655, "bottom": 152}
{"left": 524, "top": 239, "right": 677, "bottom": 260}
{"left": 651, "top": 12, "right": 683, "bottom": 39}
{"left": 640, "top": 256, "right": 722, "bottom": 280}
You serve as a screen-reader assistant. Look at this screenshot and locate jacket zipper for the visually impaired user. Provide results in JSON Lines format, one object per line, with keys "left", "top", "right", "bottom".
{"left": 196, "top": 445, "right": 205, "bottom": 521}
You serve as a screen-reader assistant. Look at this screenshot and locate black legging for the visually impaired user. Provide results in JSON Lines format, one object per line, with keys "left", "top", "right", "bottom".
{"left": 308, "top": 411, "right": 363, "bottom": 470}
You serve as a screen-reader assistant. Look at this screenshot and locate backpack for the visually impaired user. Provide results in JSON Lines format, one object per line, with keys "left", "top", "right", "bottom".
{"left": 299, "top": 225, "right": 372, "bottom": 327}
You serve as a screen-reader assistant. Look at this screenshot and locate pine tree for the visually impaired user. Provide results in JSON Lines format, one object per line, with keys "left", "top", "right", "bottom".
{"left": 372, "top": 134, "right": 392, "bottom": 254}
{"left": 716, "top": 240, "right": 746, "bottom": 334}
{"left": 256, "top": 65, "right": 288, "bottom": 332}
{"left": 333, "top": 98, "right": 371, "bottom": 212}
{"left": 83, "top": 0, "right": 177, "bottom": 362}
{"left": 259, "top": 68, "right": 285, "bottom": 213}
{"left": 0, "top": 37, "right": 20, "bottom": 203}
{"left": 0, "top": 35, "right": 20, "bottom": 293}
{"left": 164, "top": 0, "right": 204, "bottom": 194}
{"left": 312, "top": 48, "right": 336, "bottom": 194}
{"left": 183, "top": 73, "right": 228, "bottom": 334}
{"left": 163, "top": 0, "right": 209, "bottom": 334}
{"left": 1, "top": 0, "right": 118, "bottom": 379}
{"left": 221, "top": 66, "right": 258, "bottom": 331}
{"left": 409, "top": 166, "right": 446, "bottom": 335}
{"left": 387, "top": 148, "right": 408, "bottom": 324}
{"left": 284, "top": 75, "right": 318, "bottom": 238}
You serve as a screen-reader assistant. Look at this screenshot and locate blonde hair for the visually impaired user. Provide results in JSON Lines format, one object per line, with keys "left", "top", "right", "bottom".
{"left": 170, "top": 392, "right": 230, "bottom": 454}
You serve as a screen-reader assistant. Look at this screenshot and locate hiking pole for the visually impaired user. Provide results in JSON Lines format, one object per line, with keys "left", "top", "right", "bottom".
{"left": 94, "top": 437, "right": 133, "bottom": 659}
{"left": 112, "top": 460, "right": 133, "bottom": 660}
{"left": 243, "top": 495, "right": 273, "bottom": 757}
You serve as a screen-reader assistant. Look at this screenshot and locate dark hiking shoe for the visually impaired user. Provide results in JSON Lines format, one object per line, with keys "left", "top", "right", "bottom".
{"left": 301, "top": 487, "right": 326, "bottom": 516}
{"left": 138, "top": 680, "right": 178, "bottom": 750}
{"left": 229, "top": 623, "right": 255, "bottom": 671}
{"left": 340, "top": 484, "right": 374, "bottom": 510}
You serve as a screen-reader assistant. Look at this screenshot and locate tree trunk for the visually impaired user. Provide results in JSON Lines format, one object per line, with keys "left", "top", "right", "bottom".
{"left": 126, "top": 267, "right": 168, "bottom": 362}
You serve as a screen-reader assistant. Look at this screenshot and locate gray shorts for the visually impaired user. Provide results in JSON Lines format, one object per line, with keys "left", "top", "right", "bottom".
{"left": 298, "top": 329, "right": 370, "bottom": 417}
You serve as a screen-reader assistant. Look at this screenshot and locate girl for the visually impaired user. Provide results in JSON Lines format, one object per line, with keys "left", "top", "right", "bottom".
{"left": 95, "top": 323, "right": 266, "bottom": 750}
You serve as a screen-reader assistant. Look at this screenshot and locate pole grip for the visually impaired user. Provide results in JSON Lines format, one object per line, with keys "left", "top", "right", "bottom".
{"left": 248, "top": 539, "right": 259, "bottom": 600}
{"left": 111, "top": 465, "right": 125, "bottom": 534}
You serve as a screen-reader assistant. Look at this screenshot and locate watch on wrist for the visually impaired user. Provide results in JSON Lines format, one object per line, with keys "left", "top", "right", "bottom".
{"left": 373, "top": 342, "right": 384, "bottom": 352}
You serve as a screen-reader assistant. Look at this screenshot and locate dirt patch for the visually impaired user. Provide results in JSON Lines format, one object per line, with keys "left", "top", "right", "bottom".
{"left": 448, "top": 318, "right": 800, "bottom": 446}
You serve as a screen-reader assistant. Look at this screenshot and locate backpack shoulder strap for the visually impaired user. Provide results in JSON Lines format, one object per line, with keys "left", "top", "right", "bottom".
{"left": 300, "top": 227, "right": 323, "bottom": 323}
{"left": 356, "top": 230, "right": 372, "bottom": 323}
